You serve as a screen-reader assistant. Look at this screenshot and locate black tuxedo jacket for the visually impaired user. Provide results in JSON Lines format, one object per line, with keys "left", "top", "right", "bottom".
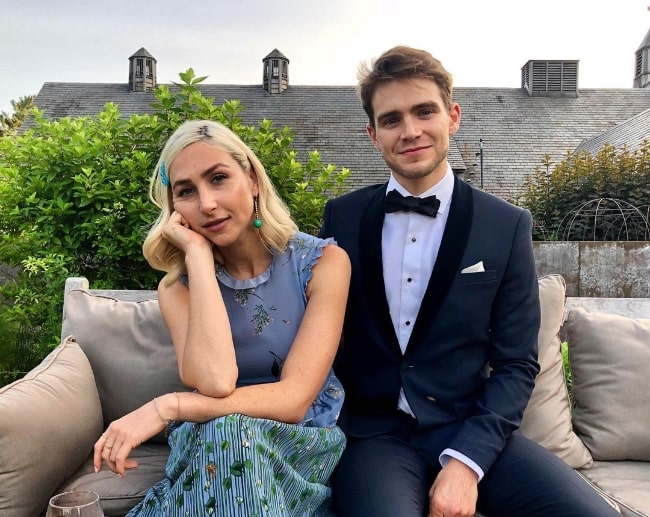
{"left": 320, "top": 176, "right": 541, "bottom": 474}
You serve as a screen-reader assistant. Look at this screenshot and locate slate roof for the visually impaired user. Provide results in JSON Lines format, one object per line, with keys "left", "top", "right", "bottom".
{"left": 32, "top": 81, "right": 650, "bottom": 200}
{"left": 575, "top": 107, "right": 650, "bottom": 155}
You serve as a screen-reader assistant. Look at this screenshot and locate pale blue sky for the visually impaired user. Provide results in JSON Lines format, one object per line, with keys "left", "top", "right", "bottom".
{"left": 1, "top": 0, "right": 649, "bottom": 113}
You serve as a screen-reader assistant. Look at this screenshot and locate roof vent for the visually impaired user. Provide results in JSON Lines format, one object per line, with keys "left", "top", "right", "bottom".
{"left": 521, "top": 60, "right": 578, "bottom": 97}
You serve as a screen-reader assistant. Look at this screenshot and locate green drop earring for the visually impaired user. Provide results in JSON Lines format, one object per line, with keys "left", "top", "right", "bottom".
{"left": 253, "top": 196, "right": 262, "bottom": 229}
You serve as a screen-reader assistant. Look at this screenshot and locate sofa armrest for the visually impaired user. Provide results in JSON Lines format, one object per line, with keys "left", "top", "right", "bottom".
{"left": 0, "top": 336, "right": 103, "bottom": 517}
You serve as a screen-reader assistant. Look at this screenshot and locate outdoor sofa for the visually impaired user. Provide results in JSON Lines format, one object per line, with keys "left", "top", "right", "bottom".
{"left": 1, "top": 274, "right": 649, "bottom": 516}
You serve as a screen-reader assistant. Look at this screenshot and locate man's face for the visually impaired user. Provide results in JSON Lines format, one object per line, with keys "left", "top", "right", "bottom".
{"left": 367, "top": 78, "right": 461, "bottom": 195}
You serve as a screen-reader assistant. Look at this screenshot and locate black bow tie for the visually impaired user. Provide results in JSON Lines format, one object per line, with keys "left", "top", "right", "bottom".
{"left": 384, "top": 189, "right": 440, "bottom": 218}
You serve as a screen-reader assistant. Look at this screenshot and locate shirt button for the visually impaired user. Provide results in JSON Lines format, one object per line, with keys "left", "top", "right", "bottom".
{"left": 407, "top": 277, "right": 412, "bottom": 283}
{"left": 405, "top": 321, "right": 411, "bottom": 326}
{"left": 411, "top": 237, "right": 417, "bottom": 243}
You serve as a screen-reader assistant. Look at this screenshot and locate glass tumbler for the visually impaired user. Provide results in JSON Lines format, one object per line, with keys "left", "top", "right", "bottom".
{"left": 46, "top": 490, "right": 104, "bottom": 517}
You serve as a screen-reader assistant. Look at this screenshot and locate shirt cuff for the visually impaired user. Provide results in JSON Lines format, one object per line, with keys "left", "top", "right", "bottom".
{"left": 439, "top": 448, "right": 485, "bottom": 482}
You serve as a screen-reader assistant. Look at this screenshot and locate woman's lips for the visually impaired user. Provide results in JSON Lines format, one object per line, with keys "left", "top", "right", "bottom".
{"left": 202, "top": 217, "right": 228, "bottom": 231}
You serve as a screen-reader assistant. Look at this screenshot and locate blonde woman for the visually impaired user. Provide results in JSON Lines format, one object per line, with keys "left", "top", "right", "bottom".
{"left": 94, "top": 120, "right": 350, "bottom": 516}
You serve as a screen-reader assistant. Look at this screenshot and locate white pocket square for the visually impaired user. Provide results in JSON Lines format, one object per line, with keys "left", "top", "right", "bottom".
{"left": 461, "top": 261, "right": 485, "bottom": 274}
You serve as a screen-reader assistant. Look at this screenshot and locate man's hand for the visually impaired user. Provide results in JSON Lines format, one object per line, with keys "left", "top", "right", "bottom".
{"left": 428, "top": 458, "right": 479, "bottom": 517}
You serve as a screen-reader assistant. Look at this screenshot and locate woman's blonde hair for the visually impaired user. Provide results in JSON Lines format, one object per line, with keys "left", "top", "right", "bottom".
{"left": 143, "top": 120, "right": 297, "bottom": 284}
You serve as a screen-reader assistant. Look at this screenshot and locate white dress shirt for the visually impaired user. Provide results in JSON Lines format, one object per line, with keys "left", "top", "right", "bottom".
{"left": 382, "top": 166, "right": 485, "bottom": 481}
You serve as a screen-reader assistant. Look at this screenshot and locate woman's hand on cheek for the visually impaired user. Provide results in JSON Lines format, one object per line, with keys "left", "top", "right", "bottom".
{"left": 163, "top": 211, "right": 212, "bottom": 253}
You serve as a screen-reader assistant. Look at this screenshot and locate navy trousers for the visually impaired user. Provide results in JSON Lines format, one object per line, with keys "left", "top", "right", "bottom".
{"left": 331, "top": 423, "right": 620, "bottom": 517}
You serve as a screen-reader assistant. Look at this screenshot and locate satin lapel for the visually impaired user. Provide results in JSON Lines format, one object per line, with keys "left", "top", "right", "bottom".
{"left": 408, "top": 177, "right": 474, "bottom": 348}
{"left": 359, "top": 184, "right": 400, "bottom": 350}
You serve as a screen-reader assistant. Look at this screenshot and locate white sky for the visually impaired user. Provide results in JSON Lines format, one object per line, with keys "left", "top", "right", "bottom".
{"left": 1, "top": 0, "right": 649, "bottom": 114}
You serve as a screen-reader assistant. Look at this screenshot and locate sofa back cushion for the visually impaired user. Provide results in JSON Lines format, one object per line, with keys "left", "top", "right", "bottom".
{"left": 519, "top": 274, "right": 593, "bottom": 469}
{"left": 0, "top": 336, "right": 103, "bottom": 517}
{"left": 567, "top": 307, "right": 650, "bottom": 460}
{"left": 61, "top": 289, "right": 190, "bottom": 443}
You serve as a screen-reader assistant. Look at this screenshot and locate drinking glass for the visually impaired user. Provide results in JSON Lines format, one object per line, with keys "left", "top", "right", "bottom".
{"left": 46, "top": 490, "right": 104, "bottom": 517}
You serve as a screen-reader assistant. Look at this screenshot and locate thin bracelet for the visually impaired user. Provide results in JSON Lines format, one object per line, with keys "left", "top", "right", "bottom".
{"left": 153, "top": 394, "right": 178, "bottom": 437}
{"left": 173, "top": 391, "right": 180, "bottom": 422}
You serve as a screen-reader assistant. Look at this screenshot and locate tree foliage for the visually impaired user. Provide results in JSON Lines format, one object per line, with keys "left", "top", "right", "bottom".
{"left": 0, "top": 95, "right": 35, "bottom": 137}
{"left": 0, "top": 69, "right": 349, "bottom": 384}
{"left": 521, "top": 141, "right": 650, "bottom": 240}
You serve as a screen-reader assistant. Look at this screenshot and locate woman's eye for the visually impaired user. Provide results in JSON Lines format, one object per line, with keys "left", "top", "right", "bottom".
{"left": 211, "top": 174, "right": 226, "bottom": 184}
{"left": 178, "top": 187, "right": 194, "bottom": 197}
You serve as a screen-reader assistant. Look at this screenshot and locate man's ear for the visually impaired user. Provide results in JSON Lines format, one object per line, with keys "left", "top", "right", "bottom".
{"left": 449, "top": 103, "right": 462, "bottom": 135}
{"left": 366, "top": 123, "right": 380, "bottom": 150}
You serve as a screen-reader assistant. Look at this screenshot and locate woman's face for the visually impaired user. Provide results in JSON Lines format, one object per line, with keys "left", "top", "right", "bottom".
{"left": 169, "top": 141, "right": 258, "bottom": 249}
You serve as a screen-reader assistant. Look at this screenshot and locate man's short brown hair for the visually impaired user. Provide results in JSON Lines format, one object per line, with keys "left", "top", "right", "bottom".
{"left": 357, "top": 46, "right": 454, "bottom": 126}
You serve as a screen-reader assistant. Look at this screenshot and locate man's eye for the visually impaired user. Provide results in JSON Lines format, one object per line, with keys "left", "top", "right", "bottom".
{"left": 419, "top": 109, "right": 434, "bottom": 117}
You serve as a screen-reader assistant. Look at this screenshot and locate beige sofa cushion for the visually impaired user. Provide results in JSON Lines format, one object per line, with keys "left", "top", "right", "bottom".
{"left": 567, "top": 308, "right": 650, "bottom": 461}
{"left": 579, "top": 461, "right": 650, "bottom": 517}
{"left": 0, "top": 336, "right": 103, "bottom": 517}
{"left": 59, "top": 444, "right": 170, "bottom": 516}
{"left": 61, "top": 289, "right": 190, "bottom": 443}
{"left": 520, "top": 274, "right": 593, "bottom": 469}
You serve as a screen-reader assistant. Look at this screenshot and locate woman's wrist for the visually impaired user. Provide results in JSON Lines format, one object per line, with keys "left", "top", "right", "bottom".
{"left": 184, "top": 244, "right": 215, "bottom": 267}
{"left": 153, "top": 392, "right": 180, "bottom": 428}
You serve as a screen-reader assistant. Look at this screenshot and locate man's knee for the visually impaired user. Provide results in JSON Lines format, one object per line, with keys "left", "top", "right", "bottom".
{"left": 331, "top": 436, "right": 431, "bottom": 516}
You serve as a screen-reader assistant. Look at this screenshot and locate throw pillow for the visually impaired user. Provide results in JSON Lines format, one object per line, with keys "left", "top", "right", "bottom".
{"left": 0, "top": 336, "right": 103, "bottom": 517}
{"left": 61, "top": 289, "right": 190, "bottom": 443}
{"left": 567, "top": 307, "right": 650, "bottom": 460}
{"left": 519, "top": 274, "right": 593, "bottom": 469}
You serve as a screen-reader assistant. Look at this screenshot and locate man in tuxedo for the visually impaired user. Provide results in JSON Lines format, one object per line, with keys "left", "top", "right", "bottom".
{"left": 319, "top": 46, "right": 619, "bottom": 516}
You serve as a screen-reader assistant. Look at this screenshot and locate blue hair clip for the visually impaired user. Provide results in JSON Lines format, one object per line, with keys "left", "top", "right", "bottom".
{"left": 160, "top": 161, "right": 169, "bottom": 187}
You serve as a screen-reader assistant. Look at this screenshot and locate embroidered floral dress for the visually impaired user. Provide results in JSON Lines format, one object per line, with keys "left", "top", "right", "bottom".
{"left": 128, "top": 233, "right": 345, "bottom": 517}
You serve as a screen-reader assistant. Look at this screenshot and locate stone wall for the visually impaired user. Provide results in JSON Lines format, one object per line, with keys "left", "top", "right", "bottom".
{"left": 534, "top": 241, "right": 650, "bottom": 297}
{"left": 1, "top": 242, "right": 648, "bottom": 298}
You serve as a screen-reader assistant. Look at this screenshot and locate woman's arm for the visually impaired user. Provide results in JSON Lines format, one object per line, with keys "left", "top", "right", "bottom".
{"left": 158, "top": 212, "right": 238, "bottom": 397}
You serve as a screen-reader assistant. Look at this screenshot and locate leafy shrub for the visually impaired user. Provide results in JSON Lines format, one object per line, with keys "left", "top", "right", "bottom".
{"left": 521, "top": 142, "right": 650, "bottom": 241}
{"left": 0, "top": 69, "right": 349, "bottom": 385}
{"left": 0, "top": 95, "right": 35, "bottom": 137}
{"left": 561, "top": 341, "right": 574, "bottom": 408}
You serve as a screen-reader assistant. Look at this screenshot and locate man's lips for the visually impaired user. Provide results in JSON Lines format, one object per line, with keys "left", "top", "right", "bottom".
{"left": 399, "top": 145, "right": 430, "bottom": 155}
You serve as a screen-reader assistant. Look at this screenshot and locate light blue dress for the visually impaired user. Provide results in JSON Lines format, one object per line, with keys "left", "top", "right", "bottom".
{"left": 128, "top": 233, "right": 345, "bottom": 516}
